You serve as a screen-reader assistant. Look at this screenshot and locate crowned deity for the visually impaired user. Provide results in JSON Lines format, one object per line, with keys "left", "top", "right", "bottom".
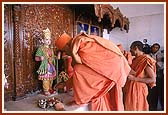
{"left": 35, "top": 28, "right": 57, "bottom": 96}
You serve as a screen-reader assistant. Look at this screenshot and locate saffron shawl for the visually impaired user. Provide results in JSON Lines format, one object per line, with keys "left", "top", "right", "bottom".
{"left": 71, "top": 33, "right": 131, "bottom": 111}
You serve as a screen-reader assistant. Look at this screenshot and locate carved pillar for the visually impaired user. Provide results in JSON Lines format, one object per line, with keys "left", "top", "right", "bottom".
{"left": 13, "top": 4, "right": 25, "bottom": 98}
{"left": 4, "top": 4, "right": 15, "bottom": 101}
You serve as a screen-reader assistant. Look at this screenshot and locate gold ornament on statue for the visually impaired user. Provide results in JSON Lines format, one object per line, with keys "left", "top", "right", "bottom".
{"left": 43, "top": 28, "right": 51, "bottom": 39}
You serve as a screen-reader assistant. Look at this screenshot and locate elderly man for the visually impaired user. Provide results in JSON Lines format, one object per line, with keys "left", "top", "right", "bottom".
{"left": 55, "top": 32, "right": 131, "bottom": 111}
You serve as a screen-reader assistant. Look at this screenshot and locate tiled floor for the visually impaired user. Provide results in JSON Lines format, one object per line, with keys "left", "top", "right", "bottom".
{"left": 4, "top": 90, "right": 89, "bottom": 112}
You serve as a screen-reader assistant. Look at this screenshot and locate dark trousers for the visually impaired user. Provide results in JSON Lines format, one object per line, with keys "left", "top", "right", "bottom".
{"left": 147, "top": 69, "right": 164, "bottom": 111}
{"left": 157, "top": 70, "right": 164, "bottom": 110}
{"left": 147, "top": 85, "right": 158, "bottom": 111}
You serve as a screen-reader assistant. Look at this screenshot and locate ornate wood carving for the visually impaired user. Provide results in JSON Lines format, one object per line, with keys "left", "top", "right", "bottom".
{"left": 22, "top": 4, "right": 73, "bottom": 96}
{"left": 4, "top": 5, "right": 15, "bottom": 101}
{"left": 123, "top": 16, "right": 129, "bottom": 33}
{"left": 13, "top": 4, "right": 25, "bottom": 98}
{"left": 94, "top": 4, "right": 130, "bottom": 33}
{"left": 4, "top": 4, "right": 73, "bottom": 100}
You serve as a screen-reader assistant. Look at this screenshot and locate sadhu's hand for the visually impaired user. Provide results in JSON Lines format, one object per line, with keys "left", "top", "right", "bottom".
{"left": 128, "top": 74, "right": 137, "bottom": 81}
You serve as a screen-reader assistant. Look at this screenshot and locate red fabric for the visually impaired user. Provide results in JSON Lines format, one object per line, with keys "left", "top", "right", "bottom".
{"left": 66, "top": 56, "right": 74, "bottom": 78}
{"left": 71, "top": 34, "right": 131, "bottom": 111}
{"left": 65, "top": 56, "right": 74, "bottom": 91}
{"left": 124, "top": 54, "right": 156, "bottom": 111}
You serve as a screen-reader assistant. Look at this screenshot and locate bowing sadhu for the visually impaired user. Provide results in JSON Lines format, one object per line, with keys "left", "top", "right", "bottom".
{"left": 55, "top": 32, "right": 131, "bottom": 111}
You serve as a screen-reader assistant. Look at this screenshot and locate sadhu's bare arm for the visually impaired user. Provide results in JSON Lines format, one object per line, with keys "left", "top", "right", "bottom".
{"left": 128, "top": 65, "right": 156, "bottom": 84}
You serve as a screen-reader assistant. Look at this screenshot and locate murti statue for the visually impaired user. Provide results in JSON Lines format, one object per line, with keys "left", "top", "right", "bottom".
{"left": 35, "top": 28, "right": 57, "bottom": 96}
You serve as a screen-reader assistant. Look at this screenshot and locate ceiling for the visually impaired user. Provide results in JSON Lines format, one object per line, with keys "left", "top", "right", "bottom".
{"left": 111, "top": 4, "right": 164, "bottom": 18}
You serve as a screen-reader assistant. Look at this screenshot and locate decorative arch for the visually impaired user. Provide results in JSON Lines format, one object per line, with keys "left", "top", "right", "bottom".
{"left": 94, "top": 4, "right": 130, "bottom": 33}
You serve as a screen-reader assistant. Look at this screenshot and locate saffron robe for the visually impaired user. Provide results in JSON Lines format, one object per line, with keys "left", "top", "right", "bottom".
{"left": 71, "top": 33, "right": 131, "bottom": 111}
{"left": 117, "top": 44, "right": 133, "bottom": 65}
{"left": 124, "top": 54, "right": 156, "bottom": 111}
{"left": 123, "top": 51, "right": 133, "bottom": 65}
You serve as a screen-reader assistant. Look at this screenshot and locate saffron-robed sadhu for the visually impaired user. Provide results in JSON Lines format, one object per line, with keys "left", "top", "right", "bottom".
{"left": 55, "top": 32, "right": 131, "bottom": 111}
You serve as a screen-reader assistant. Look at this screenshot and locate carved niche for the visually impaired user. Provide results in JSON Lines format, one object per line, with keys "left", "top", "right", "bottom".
{"left": 94, "top": 4, "right": 130, "bottom": 33}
